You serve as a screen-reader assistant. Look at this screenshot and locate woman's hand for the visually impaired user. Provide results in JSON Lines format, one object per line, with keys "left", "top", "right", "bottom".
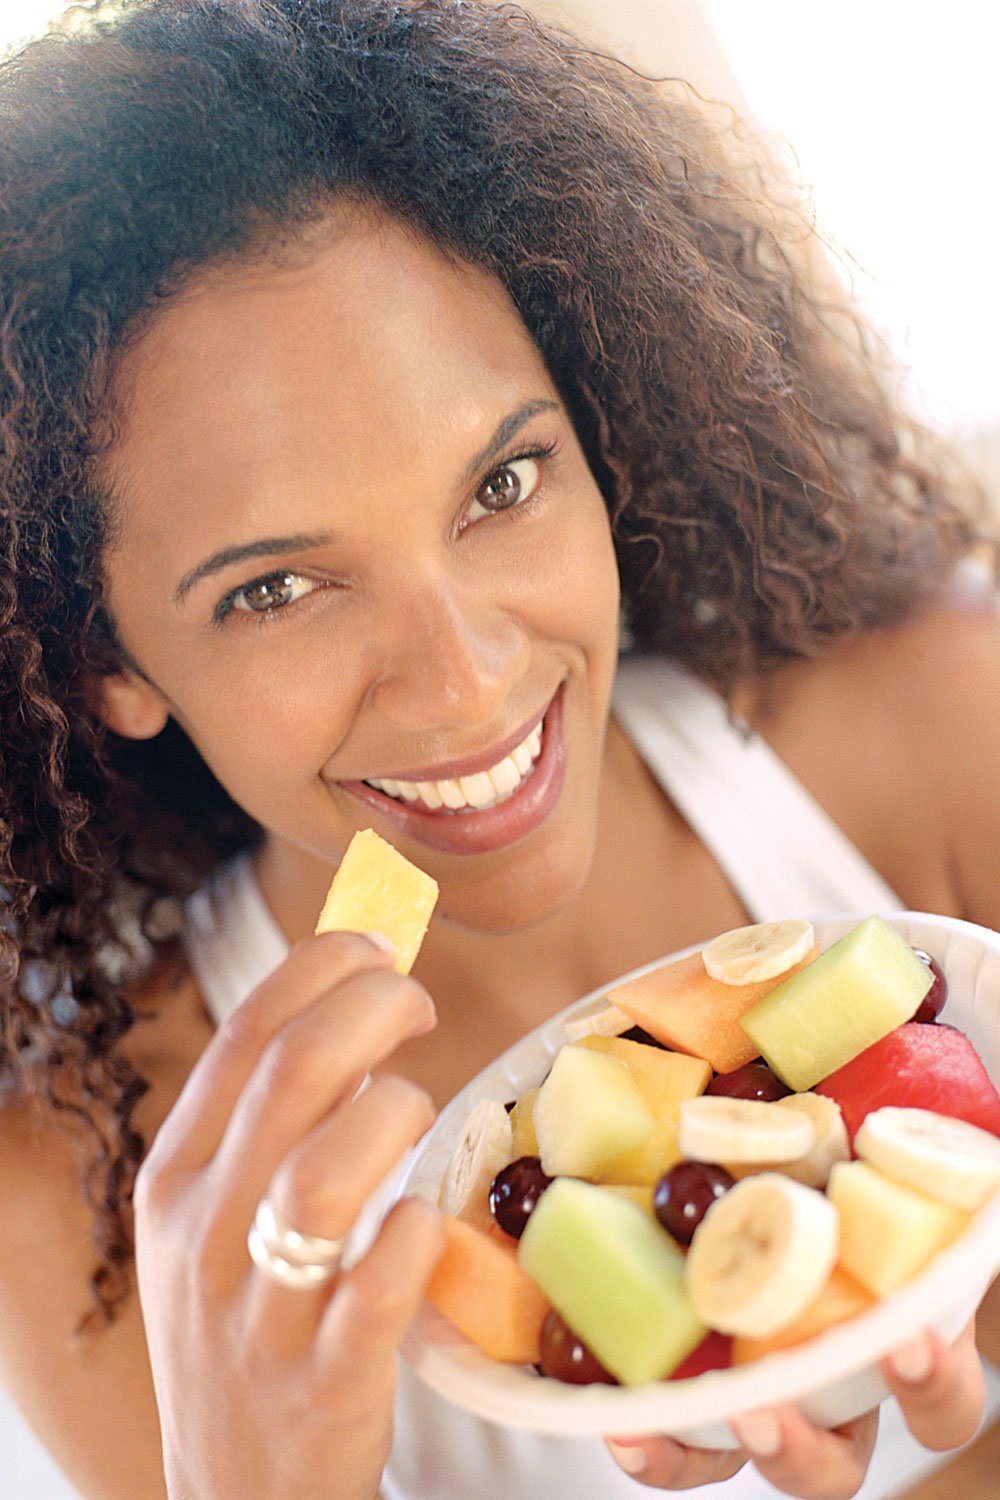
{"left": 605, "top": 1320, "right": 985, "bottom": 1495}
{"left": 134, "top": 931, "right": 443, "bottom": 1500}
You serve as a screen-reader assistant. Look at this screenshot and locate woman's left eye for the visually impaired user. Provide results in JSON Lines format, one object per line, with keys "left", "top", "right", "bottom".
{"left": 466, "top": 455, "right": 543, "bottom": 525}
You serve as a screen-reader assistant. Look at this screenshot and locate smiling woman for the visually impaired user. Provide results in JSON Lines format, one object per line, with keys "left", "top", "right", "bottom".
{"left": 0, "top": 4, "right": 997, "bottom": 1500}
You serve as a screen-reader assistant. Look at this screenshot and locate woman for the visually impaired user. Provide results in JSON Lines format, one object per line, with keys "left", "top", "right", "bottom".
{"left": 0, "top": 2, "right": 995, "bottom": 1497}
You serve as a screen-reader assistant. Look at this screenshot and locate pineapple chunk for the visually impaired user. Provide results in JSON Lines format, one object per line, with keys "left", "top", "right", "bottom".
{"left": 598, "top": 1117, "right": 682, "bottom": 1187}
{"left": 534, "top": 1046, "right": 655, "bottom": 1179}
{"left": 827, "top": 1160, "right": 970, "bottom": 1297}
{"left": 510, "top": 1087, "right": 540, "bottom": 1158}
{"left": 315, "top": 828, "right": 438, "bottom": 975}
{"left": 574, "top": 1034, "right": 711, "bottom": 1119}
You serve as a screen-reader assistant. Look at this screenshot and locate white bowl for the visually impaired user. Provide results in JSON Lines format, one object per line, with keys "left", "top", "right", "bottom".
{"left": 396, "top": 911, "right": 1000, "bottom": 1448}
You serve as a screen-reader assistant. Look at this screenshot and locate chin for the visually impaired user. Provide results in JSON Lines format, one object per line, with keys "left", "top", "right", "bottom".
{"left": 432, "top": 835, "right": 596, "bottom": 939}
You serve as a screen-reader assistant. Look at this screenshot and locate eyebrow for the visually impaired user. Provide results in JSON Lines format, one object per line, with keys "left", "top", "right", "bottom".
{"left": 174, "top": 531, "right": 337, "bottom": 604}
{"left": 174, "top": 396, "right": 561, "bottom": 605}
{"left": 457, "top": 397, "right": 560, "bottom": 487}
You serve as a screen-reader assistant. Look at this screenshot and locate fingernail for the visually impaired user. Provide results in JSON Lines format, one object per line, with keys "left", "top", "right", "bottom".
{"left": 361, "top": 930, "right": 397, "bottom": 958}
{"left": 731, "top": 1411, "right": 783, "bottom": 1457}
{"left": 889, "top": 1333, "right": 933, "bottom": 1383}
{"left": 606, "top": 1439, "right": 647, "bottom": 1475}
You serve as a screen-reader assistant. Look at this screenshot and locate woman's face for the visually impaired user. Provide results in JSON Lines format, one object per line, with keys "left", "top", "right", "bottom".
{"left": 98, "top": 207, "right": 621, "bottom": 933}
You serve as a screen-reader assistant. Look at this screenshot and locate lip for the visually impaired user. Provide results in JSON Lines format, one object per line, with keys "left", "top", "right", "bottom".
{"left": 339, "top": 682, "right": 567, "bottom": 856}
{"left": 365, "top": 699, "right": 550, "bottom": 784}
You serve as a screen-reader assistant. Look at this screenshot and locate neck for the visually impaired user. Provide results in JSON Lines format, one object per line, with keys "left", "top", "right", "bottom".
{"left": 254, "top": 712, "right": 718, "bottom": 1023}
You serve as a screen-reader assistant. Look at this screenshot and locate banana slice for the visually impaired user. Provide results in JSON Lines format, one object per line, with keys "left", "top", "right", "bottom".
{"left": 855, "top": 1106, "right": 1000, "bottom": 1211}
{"left": 702, "top": 919, "right": 816, "bottom": 985}
{"left": 563, "top": 1002, "right": 634, "bottom": 1043}
{"left": 679, "top": 1096, "right": 814, "bottom": 1164}
{"left": 439, "top": 1098, "right": 514, "bottom": 1222}
{"left": 686, "top": 1172, "right": 840, "bottom": 1337}
{"left": 772, "top": 1092, "right": 851, "bottom": 1188}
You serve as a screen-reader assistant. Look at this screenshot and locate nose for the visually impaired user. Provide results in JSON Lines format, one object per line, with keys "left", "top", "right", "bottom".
{"left": 369, "top": 573, "right": 533, "bottom": 732}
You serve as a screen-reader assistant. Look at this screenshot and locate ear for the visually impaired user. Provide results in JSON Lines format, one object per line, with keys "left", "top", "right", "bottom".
{"left": 84, "top": 669, "right": 170, "bottom": 740}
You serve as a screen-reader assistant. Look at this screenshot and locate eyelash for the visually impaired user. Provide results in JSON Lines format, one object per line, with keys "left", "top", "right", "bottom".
{"left": 212, "top": 438, "right": 560, "bottom": 627}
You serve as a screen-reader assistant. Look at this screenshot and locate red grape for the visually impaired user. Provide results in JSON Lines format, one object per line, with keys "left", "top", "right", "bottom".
{"left": 617, "top": 1025, "right": 667, "bottom": 1049}
{"left": 706, "top": 1060, "right": 791, "bottom": 1102}
{"left": 538, "top": 1309, "right": 618, "bottom": 1385}
{"left": 911, "top": 948, "right": 948, "bottom": 1023}
{"left": 489, "top": 1156, "right": 552, "bottom": 1238}
{"left": 653, "top": 1160, "right": 735, "bottom": 1244}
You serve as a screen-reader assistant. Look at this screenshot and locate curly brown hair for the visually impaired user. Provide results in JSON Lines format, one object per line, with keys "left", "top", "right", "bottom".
{"left": 0, "top": 0, "right": 990, "bottom": 1324}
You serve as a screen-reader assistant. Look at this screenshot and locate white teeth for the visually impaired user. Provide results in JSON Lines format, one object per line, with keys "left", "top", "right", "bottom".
{"left": 365, "top": 717, "right": 545, "bottom": 812}
{"left": 437, "top": 779, "right": 467, "bottom": 810}
{"left": 488, "top": 756, "right": 522, "bottom": 799}
{"left": 512, "top": 742, "right": 533, "bottom": 775}
{"left": 458, "top": 771, "right": 496, "bottom": 809}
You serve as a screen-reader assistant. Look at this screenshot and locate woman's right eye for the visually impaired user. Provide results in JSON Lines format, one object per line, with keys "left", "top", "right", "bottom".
{"left": 217, "top": 570, "right": 319, "bottom": 622}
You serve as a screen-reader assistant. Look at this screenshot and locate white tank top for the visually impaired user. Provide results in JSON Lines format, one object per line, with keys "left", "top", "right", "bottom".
{"left": 182, "top": 656, "right": 997, "bottom": 1500}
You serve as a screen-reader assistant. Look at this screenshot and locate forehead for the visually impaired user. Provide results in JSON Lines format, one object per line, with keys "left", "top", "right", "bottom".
{"left": 103, "top": 206, "right": 556, "bottom": 546}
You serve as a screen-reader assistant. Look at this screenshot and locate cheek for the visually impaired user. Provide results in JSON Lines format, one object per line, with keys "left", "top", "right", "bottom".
{"left": 164, "top": 650, "right": 366, "bottom": 817}
{"left": 532, "top": 487, "right": 620, "bottom": 640}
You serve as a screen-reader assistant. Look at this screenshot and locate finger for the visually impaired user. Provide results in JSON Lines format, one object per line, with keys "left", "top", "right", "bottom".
{"left": 882, "top": 1323, "right": 985, "bottom": 1451}
{"left": 729, "top": 1405, "right": 878, "bottom": 1500}
{"left": 605, "top": 1435, "right": 746, "bottom": 1488}
{"left": 209, "top": 967, "right": 436, "bottom": 1223}
{"left": 150, "top": 931, "right": 404, "bottom": 1168}
{"left": 316, "top": 1196, "right": 445, "bottom": 1394}
{"left": 241, "top": 1074, "right": 436, "bottom": 1316}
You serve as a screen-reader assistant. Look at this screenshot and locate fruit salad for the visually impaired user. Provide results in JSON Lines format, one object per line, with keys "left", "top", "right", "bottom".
{"left": 427, "top": 916, "right": 1000, "bottom": 1390}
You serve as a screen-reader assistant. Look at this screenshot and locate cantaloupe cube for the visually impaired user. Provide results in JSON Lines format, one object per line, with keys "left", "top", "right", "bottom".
{"left": 606, "top": 949, "right": 817, "bottom": 1073}
{"left": 424, "top": 1216, "right": 551, "bottom": 1364}
{"left": 315, "top": 829, "right": 438, "bottom": 975}
{"left": 827, "top": 1160, "right": 970, "bottom": 1298}
{"left": 534, "top": 1045, "right": 655, "bottom": 1179}
{"left": 574, "top": 1035, "right": 711, "bottom": 1117}
{"left": 509, "top": 1087, "right": 540, "bottom": 1158}
{"left": 731, "top": 1266, "right": 875, "bottom": 1364}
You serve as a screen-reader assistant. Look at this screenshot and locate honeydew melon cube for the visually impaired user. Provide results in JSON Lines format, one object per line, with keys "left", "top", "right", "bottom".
{"left": 534, "top": 1045, "right": 656, "bottom": 1179}
{"left": 827, "top": 1160, "right": 970, "bottom": 1297}
{"left": 739, "top": 916, "right": 932, "bottom": 1091}
{"left": 518, "top": 1177, "right": 706, "bottom": 1385}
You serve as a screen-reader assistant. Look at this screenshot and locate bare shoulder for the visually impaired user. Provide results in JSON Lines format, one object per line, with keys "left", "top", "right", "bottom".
{"left": 0, "top": 957, "right": 211, "bottom": 1500}
{"left": 743, "top": 570, "right": 1000, "bottom": 926}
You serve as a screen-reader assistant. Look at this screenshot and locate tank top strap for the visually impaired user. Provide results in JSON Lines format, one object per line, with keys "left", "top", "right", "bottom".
{"left": 611, "top": 656, "right": 904, "bottom": 922}
{"left": 184, "top": 853, "right": 291, "bottom": 1027}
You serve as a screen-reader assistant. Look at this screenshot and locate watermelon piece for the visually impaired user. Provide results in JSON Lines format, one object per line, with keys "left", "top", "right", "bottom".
{"left": 668, "top": 1330, "right": 733, "bottom": 1380}
{"left": 815, "top": 1022, "right": 1000, "bottom": 1144}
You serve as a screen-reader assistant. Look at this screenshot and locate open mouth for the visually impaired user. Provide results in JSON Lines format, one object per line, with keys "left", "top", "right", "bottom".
{"left": 363, "top": 717, "right": 544, "bottom": 815}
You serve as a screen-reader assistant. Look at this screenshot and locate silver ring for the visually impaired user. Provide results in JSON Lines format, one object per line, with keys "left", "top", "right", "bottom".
{"left": 247, "top": 1196, "right": 345, "bottom": 1291}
